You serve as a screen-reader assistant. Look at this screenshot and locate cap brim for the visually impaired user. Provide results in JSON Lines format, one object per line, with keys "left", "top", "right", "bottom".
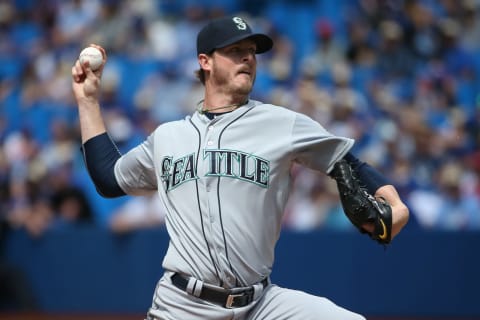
{"left": 214, "top": 33, "right": 273, "bottom": 54}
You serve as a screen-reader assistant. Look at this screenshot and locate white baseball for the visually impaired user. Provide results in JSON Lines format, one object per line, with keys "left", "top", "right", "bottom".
{"left": 79, "top": 47, "right": 103, "bottom": 71}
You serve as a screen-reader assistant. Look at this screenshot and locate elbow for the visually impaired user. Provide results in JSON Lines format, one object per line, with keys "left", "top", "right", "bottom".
{"left": 96, "top": 186, "right": 125, "bottom": 198}
{"left": 91, "top": 176, "right": 126, "bottom": 198}
{"left": 82, "top": 132, "right": 125, "bottom": 198}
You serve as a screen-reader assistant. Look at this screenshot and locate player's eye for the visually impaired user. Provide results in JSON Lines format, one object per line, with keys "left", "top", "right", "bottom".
{"left": 232, "top": 47, "right": 255, "bottom": 55}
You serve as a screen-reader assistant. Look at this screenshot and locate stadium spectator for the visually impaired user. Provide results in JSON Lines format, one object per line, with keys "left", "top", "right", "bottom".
{"left": 0, "top": 0, "right": 478, "bottom": 231}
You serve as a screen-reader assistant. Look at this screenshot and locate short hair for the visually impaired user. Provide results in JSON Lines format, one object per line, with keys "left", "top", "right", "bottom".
{"left": 194, "top": 68, "right": 206, "bottom": 85}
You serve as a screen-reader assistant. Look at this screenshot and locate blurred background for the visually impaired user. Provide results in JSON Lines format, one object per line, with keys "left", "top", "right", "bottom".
{"left": 0, "top": 0, "right": 479, "bottom": 319}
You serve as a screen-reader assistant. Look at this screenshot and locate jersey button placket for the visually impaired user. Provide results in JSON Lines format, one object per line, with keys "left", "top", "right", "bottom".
{"left": 203, "top": 123, "right": 226, "bottom": 279}
{"left": 205, "top": 125, "right": 215, "bottom": 190}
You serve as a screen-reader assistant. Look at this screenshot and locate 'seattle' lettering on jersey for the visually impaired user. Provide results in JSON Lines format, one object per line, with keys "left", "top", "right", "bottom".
{"left": 160, "top": 149, "right": 270, "bottom": 191}
{"left": 114, "top": 100, "right": 354, "bottom": 288}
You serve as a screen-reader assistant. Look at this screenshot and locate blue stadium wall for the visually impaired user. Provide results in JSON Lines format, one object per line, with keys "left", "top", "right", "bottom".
{"left": 4, "top": 227, "right": 480, "bottom": 317}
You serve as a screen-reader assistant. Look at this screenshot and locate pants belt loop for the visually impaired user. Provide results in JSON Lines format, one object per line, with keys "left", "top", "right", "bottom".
{"left": 252, "top": 283, "right": 262, "bottom": 300}
{"left": 253, "top": 277, "right": 269, "bottom": 300}
{"left": 186, "top": 277, "right": 203, "bottom": 297}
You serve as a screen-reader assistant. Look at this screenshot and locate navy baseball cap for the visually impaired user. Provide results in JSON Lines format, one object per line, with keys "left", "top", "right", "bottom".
{"left": 197, "top": 16, "right": 273, "bottom": 55}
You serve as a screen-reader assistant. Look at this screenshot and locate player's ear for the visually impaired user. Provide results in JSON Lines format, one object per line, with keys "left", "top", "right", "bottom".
{"left": 198, "top": 53, "right": 212, "bottom": 72}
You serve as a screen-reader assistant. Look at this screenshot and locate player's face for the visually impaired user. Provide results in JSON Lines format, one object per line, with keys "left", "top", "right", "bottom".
{"left": 210, "top": 39, "right": 257, "bottom": 96}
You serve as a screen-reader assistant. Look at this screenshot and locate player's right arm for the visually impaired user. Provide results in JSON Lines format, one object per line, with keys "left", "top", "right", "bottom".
{"left": 71, "top": 44, "right": 126, "bottom": 198}
{"left": 71, "top": 44, "right": 108, "bottom": 143}
{"left": 71, "top": 44, "right": 157, "bottom": 198}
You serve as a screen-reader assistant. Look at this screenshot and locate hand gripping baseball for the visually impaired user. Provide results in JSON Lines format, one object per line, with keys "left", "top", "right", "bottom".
{"left": 71, "top": 44, "right": 109, "bottom": 144}
{"left": 72, "top": 44, "right": 107, "bottom": 101}
{"left": 330, "top": 160, "right": 392, "bottom": 244}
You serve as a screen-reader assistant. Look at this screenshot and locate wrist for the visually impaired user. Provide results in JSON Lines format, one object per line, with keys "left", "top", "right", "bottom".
{"left": 77, "top": 96, "right": 100, "bottom": 108}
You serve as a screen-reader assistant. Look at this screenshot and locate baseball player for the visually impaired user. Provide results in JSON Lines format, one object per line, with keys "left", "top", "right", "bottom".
{"left": 72, "top": 16, "right": 409, "bottom": 320}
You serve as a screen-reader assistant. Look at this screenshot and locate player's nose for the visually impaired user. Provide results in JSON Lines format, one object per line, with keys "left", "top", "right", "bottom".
{"left": 243, "top": 51, "right": 255, "bottom": 62}
{"left": 239, "top": 47, "right": 256, "bottom": 63}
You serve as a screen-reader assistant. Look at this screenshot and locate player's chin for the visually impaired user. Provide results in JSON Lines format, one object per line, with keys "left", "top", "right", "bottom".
{"left": 235, "top": 75, "right": 255, "bottom": 91}
{"left": 235, "top": 83, "right": 253, "bottom": 96}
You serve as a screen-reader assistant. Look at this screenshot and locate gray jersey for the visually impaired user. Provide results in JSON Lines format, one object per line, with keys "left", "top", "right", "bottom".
{"left": 114, "top": 100, "right": 353, "bottom": 288}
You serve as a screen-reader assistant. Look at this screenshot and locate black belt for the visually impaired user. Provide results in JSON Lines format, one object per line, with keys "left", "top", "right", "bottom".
{"left": 171, "top": 273, "right": 268, "bottom": 309}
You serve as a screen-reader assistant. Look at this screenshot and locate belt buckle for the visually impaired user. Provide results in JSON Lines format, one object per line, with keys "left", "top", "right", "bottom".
{"left": 225, "top": 293, "right": 244, "bottom": 309}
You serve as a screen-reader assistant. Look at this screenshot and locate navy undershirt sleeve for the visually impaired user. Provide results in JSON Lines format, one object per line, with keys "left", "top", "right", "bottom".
{"left": 81, "top": 132, "right": 126, "bottom": 198}
{"left": 342, "top": 152, "right": 391, "bottom": 195}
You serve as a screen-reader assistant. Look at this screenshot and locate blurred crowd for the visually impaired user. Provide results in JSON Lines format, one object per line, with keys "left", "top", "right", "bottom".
{"left": 0, "top": 0, "right": 479, "bottom": 238}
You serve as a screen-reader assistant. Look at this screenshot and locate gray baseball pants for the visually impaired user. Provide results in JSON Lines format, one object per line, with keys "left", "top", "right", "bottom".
{"left": 145, "top": 272, "right": 365, "bottom": 320}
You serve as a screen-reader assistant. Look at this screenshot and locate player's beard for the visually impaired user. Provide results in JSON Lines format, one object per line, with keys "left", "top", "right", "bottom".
{"left": 211, "top": 62, "right": 255, "bottom": 98}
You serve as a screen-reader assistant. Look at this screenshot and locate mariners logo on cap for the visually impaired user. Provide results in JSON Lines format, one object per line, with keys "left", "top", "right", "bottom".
{"left": 232, "top": 17, "right": 247, "bottom": 30}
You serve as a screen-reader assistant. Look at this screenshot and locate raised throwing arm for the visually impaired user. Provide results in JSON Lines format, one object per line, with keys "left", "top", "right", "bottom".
{"left": 71, "top": 44, "right": 108, "bottom": 143}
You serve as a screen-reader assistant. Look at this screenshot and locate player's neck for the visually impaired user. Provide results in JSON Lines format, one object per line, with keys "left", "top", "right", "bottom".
{"left": 203, "top": 110, "right": 230, "bottom": 120}
{"left": 199, "top": 95, "right": 249, "bottom": 114}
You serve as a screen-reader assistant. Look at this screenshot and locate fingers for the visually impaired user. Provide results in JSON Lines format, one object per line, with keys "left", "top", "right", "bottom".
{"left": 72, "top": 43, "right": 107, "bottom": 82}
{"left": 72, "top": 59, "right": 94, "bottom": 82}
{"left": 72, "top": 60, "right": 86, "bottom": 83}
{"left": 83, "top": 60, "right": 97, "bottom": 78}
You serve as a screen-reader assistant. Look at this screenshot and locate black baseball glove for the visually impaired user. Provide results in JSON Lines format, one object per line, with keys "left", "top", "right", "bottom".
{"left": 330, "top": 159, "right": 392, "bottom": 244}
